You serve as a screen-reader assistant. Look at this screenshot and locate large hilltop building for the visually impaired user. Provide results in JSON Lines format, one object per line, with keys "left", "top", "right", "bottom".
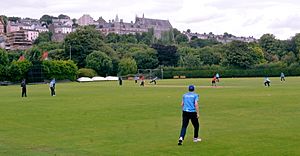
{"left": 93, "top": 14, "right": 173, "bottom": 38}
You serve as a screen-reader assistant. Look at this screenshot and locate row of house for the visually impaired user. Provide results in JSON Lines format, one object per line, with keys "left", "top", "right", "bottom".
{"left": 183, "top": 31, "right": 257, "bottom": 43}
{"left": 1, "top": 14, "right": 173, "bottom": 50}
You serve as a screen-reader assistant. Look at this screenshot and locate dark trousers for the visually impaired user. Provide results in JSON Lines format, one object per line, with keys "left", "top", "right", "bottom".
{"left": 150, "top": 80, "right": 156, "bottom": 84}
{"left": 264, "top": 81, "right": 270, "bottom": 86}
{"left": 212, "top": 80, "right": 216, "bottom": 86}
{"left": 179, "top": 111, "right": 199, "bottom": 139}
{"left": 281, "top": 77, "right": 285, "bottom": 81}
{"left": 22, "top": 87, "right": 27, "bottom": 97}
{"left": 50, "top": 87, "right": 55, "bottom": 96}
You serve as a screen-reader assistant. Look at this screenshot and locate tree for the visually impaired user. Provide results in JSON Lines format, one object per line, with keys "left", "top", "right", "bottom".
{"left": 132, "top": 49, "right": 159, "bottom": 69}
{"left": 105, "top": 33, "right": 120, "bottom": 43}
{"left": 198, "top": 46, "right": 222, "bottom": 65}
{"left": 179, "top": 53, "right": 202, "bottom": 68}
{"left": 34, "top": 32, "right": 53, "bottom": 44}
{"left": 290, "top": 33, "right": 300, "bottom": 61}
{"left": 58, "top": 14, "right": 70, "bottom": 19}
{"left": 189, "top": 38, "right": 221, "bottom": 48}
{"left": 0, "top": 49, "right": 9, "bottom": 81}
{"left": 259, "top": 34, "right": 286, "bottom": 61}
{"left": 0, "top": 15, "right": 8, "bottom": 33}
{"left": 8, "top": 60, "right": 32, "bottom": 82}
{"left": 118, "top": 57, "right": 137, "bottom": 75}
{"left": 64, "top": 26, "right": 105, "bottom": 67}
{"left": 25, "top": 47, "right": 42, "bottom": 63}
{"left": 152, "top": 44, "right": 179, "bottom": 66}
{"left": 159, "top": 29, "right": 174, "bottom": 45}
{"left": 223, "top": 41, "right": 262, "bottom": 68}
{"left": 8, "top": 16, "right": 21, "bottom": 22}
{"left": 85, "top": 51, "right": 113, "bottom": 76}
{"left": 175, "top": 33, "right": 189, "bottom": 44}
{"left": 281, "top": 52, "right": 297, "bottom": 66}
{"left": 40, "top": 14, "right": 57, "bottom": 25}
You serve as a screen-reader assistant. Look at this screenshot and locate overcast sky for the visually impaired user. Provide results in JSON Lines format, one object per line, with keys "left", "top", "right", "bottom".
{"left": 1, "top": 0, "right": 300, "bottom": 40}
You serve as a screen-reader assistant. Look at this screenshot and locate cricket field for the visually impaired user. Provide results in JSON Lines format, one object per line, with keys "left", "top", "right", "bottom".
{"left": 0, "top": 77, "right": 299, "bottom": 155}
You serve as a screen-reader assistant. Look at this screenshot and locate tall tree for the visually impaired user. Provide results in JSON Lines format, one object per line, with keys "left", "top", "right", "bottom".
{"left": 64, "top": 26, "right": 105, "bottom": 67}
{"left": 223, "top": 41, "right": 262, "bottom": 68}
{"left": 152, "top": 44, "right": 179, "bottom": 66}
{"left": 259, "top": 34, "right": 286, "bottom": 61}
{"left": 85, "top": 51, "right": 113, "bottom": 76}
{"left": 118, "top": 57, "right": 137, "bottom": 75}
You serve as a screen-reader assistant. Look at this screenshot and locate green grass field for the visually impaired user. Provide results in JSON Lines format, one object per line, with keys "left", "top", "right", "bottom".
{"left": 0, "top": 77, "right": 300, "bottom": 156}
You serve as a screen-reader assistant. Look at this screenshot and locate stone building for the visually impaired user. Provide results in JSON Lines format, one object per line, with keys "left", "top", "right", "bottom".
{"left": 96, "top": 14, "right": 172, "bottom": 38}
{"left": 78, "top": 14, "right": 95, "bottom": 26}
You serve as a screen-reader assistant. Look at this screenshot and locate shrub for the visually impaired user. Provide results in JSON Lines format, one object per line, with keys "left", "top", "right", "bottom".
{"left": 78, "top": 68, "right": 97, "bottom": 78}
{"left": 8, "top": 60, "right": 33, "bottom": 82}
{"left": 42, "top": 60, "right": 78, "bottom": 80}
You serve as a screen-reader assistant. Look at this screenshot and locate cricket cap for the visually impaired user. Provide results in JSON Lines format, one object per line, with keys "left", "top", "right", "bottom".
{"left": 188, "top": 85, "right": 195, "bottom": 91}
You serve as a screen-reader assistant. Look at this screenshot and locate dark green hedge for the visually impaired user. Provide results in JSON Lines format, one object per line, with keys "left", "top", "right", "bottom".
{"left": 163, "top": 67, "right": 300, "bottom": 79}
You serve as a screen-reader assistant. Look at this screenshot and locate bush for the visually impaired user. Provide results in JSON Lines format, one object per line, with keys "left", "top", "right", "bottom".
{"left": 8, "top": 60, "right": 32, "bottom": 82}
{"left": 42, "top": 60, "right": 78, "bottom": 80}
{"left": 78, "top": 68, "right": 97, "bottom": 78}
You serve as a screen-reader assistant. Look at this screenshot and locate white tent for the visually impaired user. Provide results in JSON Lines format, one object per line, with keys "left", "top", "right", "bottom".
{"left": 77, "top": 77, "right": 93, "bottom": 82}
{"left": 92, "top": 76, "right": 106, "bottom": 81}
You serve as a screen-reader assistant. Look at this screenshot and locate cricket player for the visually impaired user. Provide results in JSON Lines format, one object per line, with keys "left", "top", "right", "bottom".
{"left": 178, "top": 85, "right": 201, "bottom": 145}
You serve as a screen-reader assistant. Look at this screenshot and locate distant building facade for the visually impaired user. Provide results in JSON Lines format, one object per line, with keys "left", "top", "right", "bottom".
{"left": 6, "top": 30, "right": 32, "bottom": 50}
{"left": 95, "top": 14, "right": 173, "bottom": 38}
{"left": 78, "top": 14, "right": 95, "bottom": 26}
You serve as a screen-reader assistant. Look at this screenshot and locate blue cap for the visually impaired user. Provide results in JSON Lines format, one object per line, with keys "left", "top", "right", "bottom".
{"left": 188, "top": 85, "right": 195, "bottom": 91}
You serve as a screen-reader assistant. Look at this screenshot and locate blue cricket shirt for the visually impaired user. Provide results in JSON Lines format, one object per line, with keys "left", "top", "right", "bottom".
{"left": 182, "top": 92, "right": 199, "bottom": 112}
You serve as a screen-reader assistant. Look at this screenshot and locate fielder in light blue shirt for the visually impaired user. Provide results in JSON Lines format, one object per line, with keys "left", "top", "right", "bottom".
{"left": 178, "top": 85, "right": 201, "bottom": 145}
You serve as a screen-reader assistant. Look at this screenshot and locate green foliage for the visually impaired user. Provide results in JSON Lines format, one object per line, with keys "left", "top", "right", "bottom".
{"left": 259, "top": 34, "right": 287, "bottom": 61}
{"left": 189, "top": 38, "right": 221, "bottom": 48}
{"left": 0, "top": 49, "right": 9, "bottom": 80}
{"left": 42, "top": 60, "right": 78, "bottom": 80}
{"left": 48, "top": 49, "right": 66, "bottom": 60}
{"left": 64, "top": 26, "right": 105, "bottom": 67}
{"left": 85, "top": 51, "right": 113, "bottom": 76}
{"left": 223, "top": 41, "right": 262, "bottom": 68}
{"left": 40, "top": 14, "right": 57, "bottom": 25}
{"left": 198, "top": 46, "right": 223, "bottom": 65}
{"left": 132, "top": 49, "right": 159, "bottom": 69}
{"left": 25, "top": 47, "right": 42, "bottom": 63}
{"left": 159, "top": 29, "right": 174, "bottom": 45}
{"left": 36, "top": 41, "right": 62, "bottom": 51}
{"left": 58, "top": 14, "right": 70, "bottom": 19}
{"left": 8, "top": 60, "right": 32, "bottom": 82}
{"left": 152, "top": 44, "right": 179, "bottom": 66}
{"left": 34, "top": 32, "right": 53, "bottom": 44}
{"left": 7, "top": 16, "right": 20, "bottom": 22}
{"left": 175, "top": 33, "right": 189, "bottom": 44}
{"left": 0, "top": 49, "right": 9, "bottom": 66}
{"left": 179, "top": 53, "right": 202, "bottom": 68}
{"left": 118, "top": 57, "right": 137, "bottom": 75}
{"left": 77, "top": 68, "right": 97, "bottom": 78}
